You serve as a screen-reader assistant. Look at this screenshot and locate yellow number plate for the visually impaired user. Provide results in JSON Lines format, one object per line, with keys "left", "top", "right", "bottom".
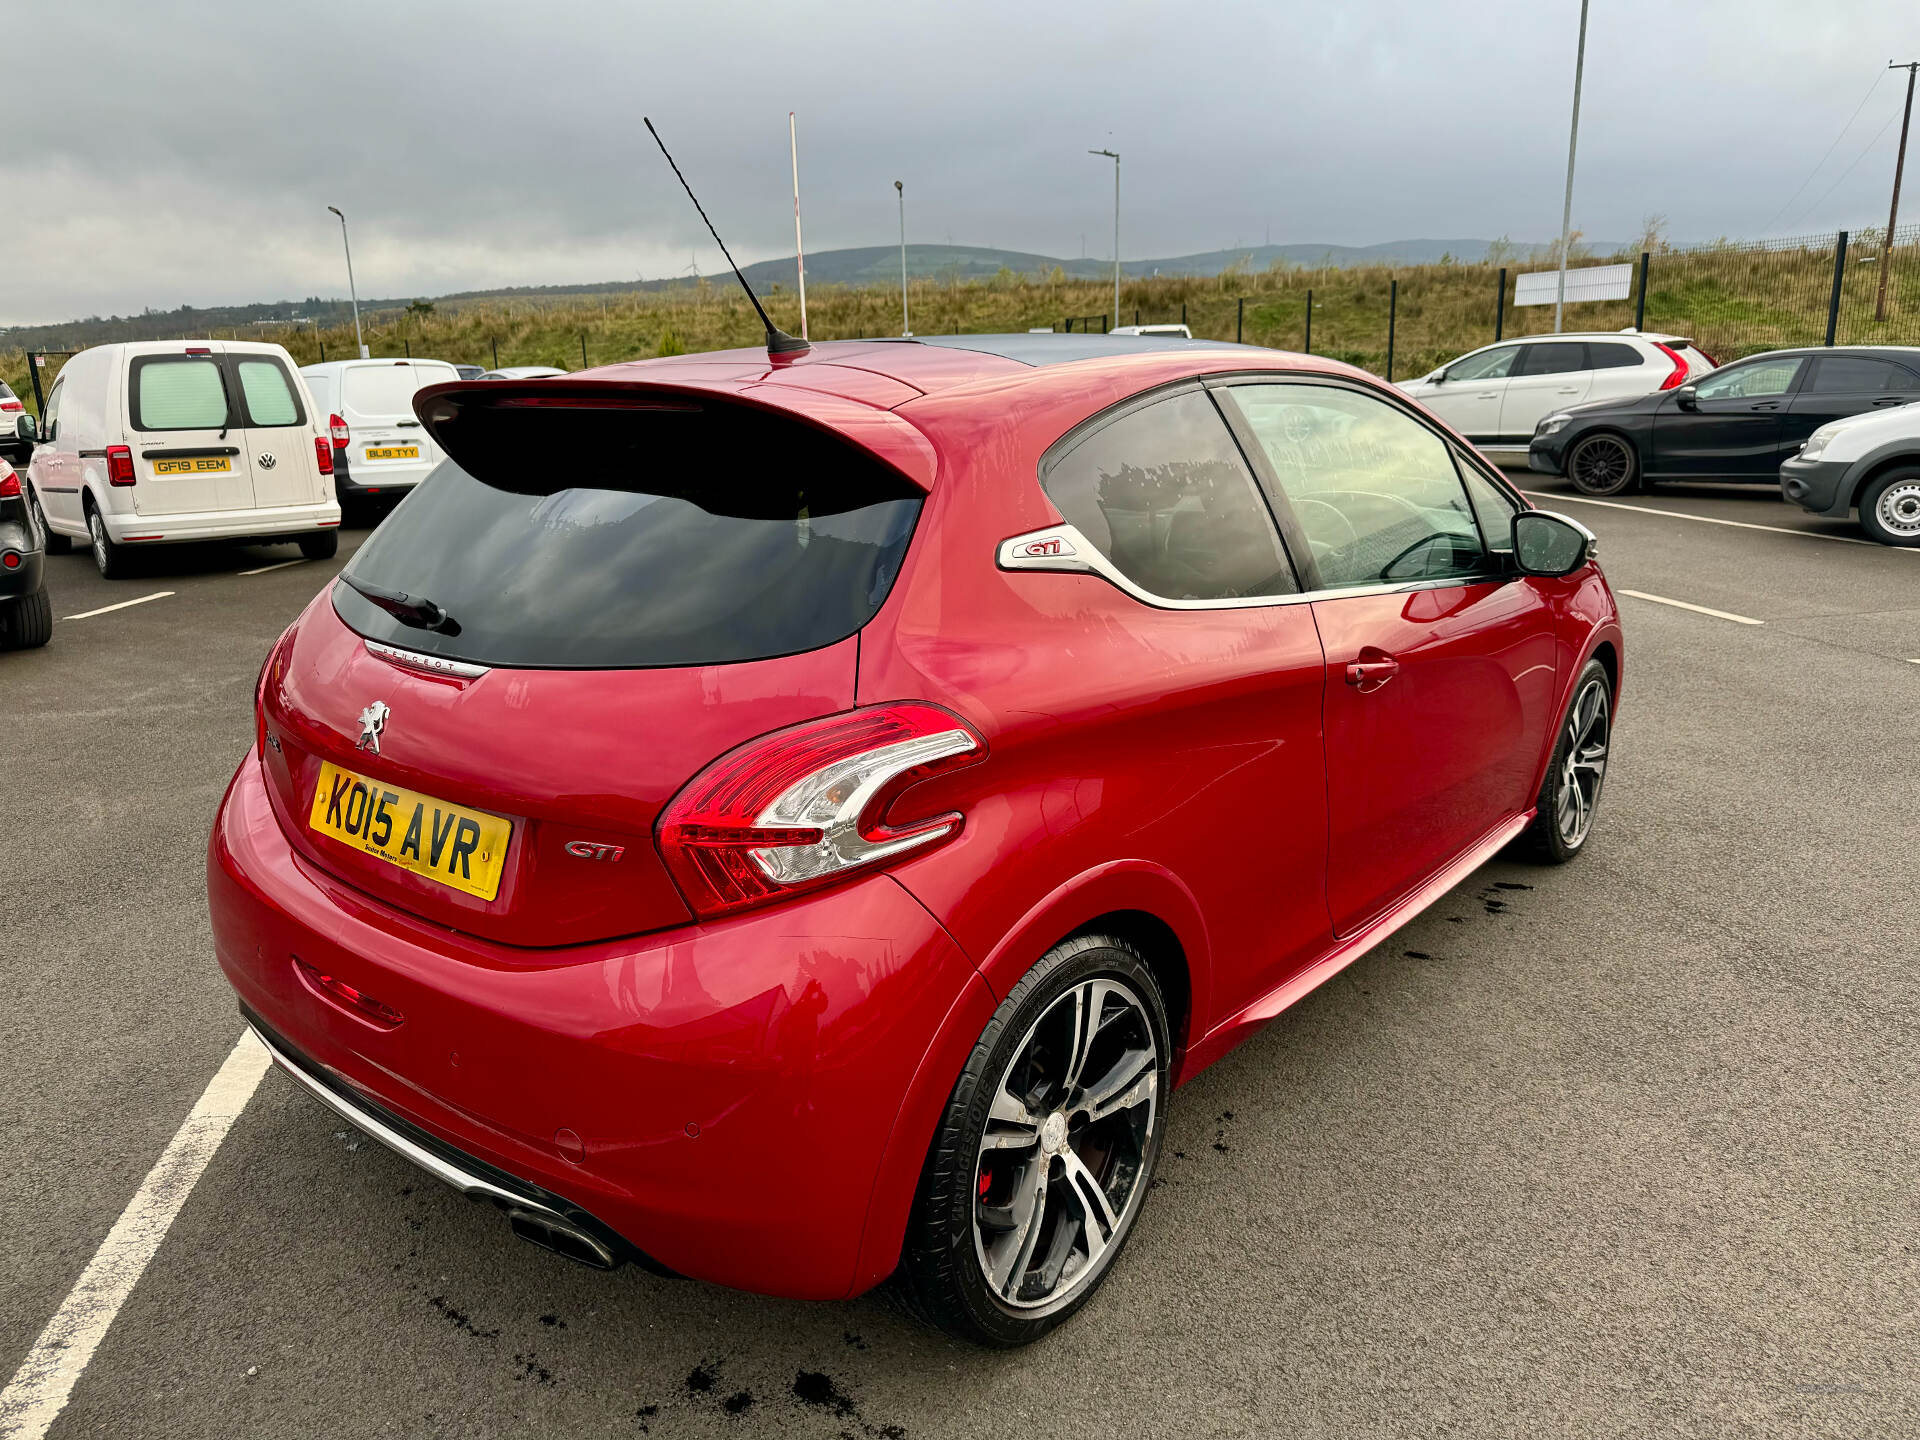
{"left": 308, "top": 761, "right": 512, "bottom": 900}
{"left": 152, "top": 456, "right": 232, "bottom": 475}
{"left": 365, "top": 445, "right": 420, "bottom": 461}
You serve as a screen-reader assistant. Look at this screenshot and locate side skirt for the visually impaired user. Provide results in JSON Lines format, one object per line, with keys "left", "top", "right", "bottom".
{"left": 1179, "top": 810, "right": 1533, "bottom": 1078}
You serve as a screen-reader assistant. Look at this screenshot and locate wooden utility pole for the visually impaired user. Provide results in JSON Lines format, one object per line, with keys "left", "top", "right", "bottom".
{"left": 1876, "top": 60, "right": 1918, "bottom": 322}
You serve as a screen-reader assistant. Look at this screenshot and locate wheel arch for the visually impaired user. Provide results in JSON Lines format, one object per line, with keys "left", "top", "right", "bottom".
{"left": 1566, "top": 425, "right": 1643, "bottom": 480}
{"left": 843, "top": 863, "right": 1211, "bottom": 1298}
{"left": 1848, "top": 451, "right": 1920, "bottom": 512}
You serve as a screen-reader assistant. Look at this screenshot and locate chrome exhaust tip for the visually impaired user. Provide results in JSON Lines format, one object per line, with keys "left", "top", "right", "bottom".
{"left": 507, "top": 1209, "right": 618, "bottom": 1270}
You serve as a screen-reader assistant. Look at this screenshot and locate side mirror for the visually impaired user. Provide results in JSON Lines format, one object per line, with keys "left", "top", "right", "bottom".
{"left": 1428, "top": 368, "right": 1447, "bottom": 385}
{"left": 14, "top": 414, "right": 36, "bottom": 444}
{"left": 1512, "top": 511, "right": 1596, "bottom": 578}
{"left": 1673, "top": 385, "right": 1698, "bottom": 411}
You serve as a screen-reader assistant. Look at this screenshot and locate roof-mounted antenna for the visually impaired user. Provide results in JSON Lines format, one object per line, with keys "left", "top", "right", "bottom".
{"left": 644, "top": 116, "right": 809, "bottom": 358}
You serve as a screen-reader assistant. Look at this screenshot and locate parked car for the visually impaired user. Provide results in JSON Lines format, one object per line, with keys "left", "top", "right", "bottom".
{"left": 301, "top": 359, "right": 460, "bottom": 505}
{"left": 477, "top": 365, "right": 569, "bottom": 381}
{"left": 210, "top": 333, "right": 1621, "bottom": 1347}
{"left": 0, "top": 457, "right": 51, "bottom": 649}
{"left": 1398, "top": 331, "right": 1715, "bottom": 467}
{"left": 1109, "top": 323, "right": 1193, "bottom": 339}
{"left": 453, "top": 365, "right": 486, "bottom": 382}
{"left": 21, "top": 341, "right": 341, "bottom": 578}
{"left": 0, "top": 380, "right": 28, "bottom": 463}
{"left": 1780, "top": 398, "right": 1920, "bottom": 546}
{"left": 1528, "top": 344, "right": 1920, "bottom": 496}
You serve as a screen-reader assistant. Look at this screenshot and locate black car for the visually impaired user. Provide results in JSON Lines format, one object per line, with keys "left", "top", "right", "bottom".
{"left": 0, "top": 457, "right": 51, "bottom": 650}
{"left": 1528, "top": 345, "right": 1920, "bottom": 496}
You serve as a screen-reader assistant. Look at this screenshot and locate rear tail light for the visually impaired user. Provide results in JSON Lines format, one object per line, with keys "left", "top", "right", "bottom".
{"left": 0, "top": 400, "right": 22, "bottom": 412}
{"left": 294, "top": 958, "right": 403, "bottom": 1029}
{"left": 1652, "top": 342, "right": 1690, "bottom": 390}
{"left": 0, "top": 468, "right": 19, "bottom": 499}
{"left": 105, "top": 445, "right": 136, "bottom": 485}
{"left": 1, "top": 551, "right": 19, "bottom": 570}
{"left": 329, "top": 413, "right": 349, "bottom": 448}
{"left": 656, "top": 702, "right": 986, "bottom": 920}
{"left": 314, "top": 436, "right": 334, "bottom": 475}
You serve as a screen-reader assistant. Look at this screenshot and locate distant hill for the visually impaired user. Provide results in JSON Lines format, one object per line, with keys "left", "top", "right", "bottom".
{"left": 4, "top": 238, "right": 1609, "bottom": 352}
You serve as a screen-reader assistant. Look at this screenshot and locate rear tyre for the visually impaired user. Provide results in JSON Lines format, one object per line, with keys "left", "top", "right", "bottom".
{"left": 1517, "top": 657, "right": 1612, "bottom": 864}
{"left": 87, "top": 506, "right": 130, "bottom": 579}
{"left": 299, "top": 530, "right": 339, "bottom": 561}
{"left": 0, "top": 586, "right": 52, "bottom": 650}
{"left": 1857, "top": 467, "right": 1920, "bottom": 547}
{"left": 897, "top": 934, "right": 1169, "bottom": 1348}
{"left": 29, "top": 485, "right": 71, "bottom": 555}
{"left": 1566, "top": 433, "right": 1639, "bottom": 497}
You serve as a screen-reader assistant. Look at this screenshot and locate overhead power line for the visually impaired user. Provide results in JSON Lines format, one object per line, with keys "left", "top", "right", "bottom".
{"left": 1767, "top": 68, "right": 1886, "bottom": 233}
{"left": 1796, "top": 107, "right": 1902, "bottom": 229}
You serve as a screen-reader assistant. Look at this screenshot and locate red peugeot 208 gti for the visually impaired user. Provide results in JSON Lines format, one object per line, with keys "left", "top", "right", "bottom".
{"left": 210, "top": 331, "right": 1621, "bottom": 1346}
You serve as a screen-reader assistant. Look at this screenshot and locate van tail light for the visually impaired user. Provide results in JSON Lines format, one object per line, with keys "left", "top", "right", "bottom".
{"left": 1652, "top": 342, "right": 1691, "bottom": 390}
{"left": 656, "top": 702, "right": 986, "bottom": 920}
{"left": 0, "top": 467, "right": 19, "bottom": 498}
{"left": 105, "top": 445, "right": 136, "bottom": 485}
{"left": 329, "top": 414, "right": 350, "bottom": 448}
{"left": 314, "top": 436, "right": 334, "bottom": 475}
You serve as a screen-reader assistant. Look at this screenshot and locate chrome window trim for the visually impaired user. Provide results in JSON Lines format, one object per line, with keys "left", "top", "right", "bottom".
{"left": 364, "top": 639, "right": 490, "bottom": 679}
{"left": 997, "top": 523, "right": 1509, "bottom": 612}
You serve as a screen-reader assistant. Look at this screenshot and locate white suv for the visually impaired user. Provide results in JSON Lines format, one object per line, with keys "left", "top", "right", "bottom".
{"left": 1398, "top": 331, "right": 1716, "bottom": 464}
{"left": 22, "top": 341, "right": 340, "bottom": 578}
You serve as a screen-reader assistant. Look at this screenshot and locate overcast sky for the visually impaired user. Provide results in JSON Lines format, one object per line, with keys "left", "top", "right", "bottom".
{"left": 6, "top": 1, "right": 1912, "bottom": 325}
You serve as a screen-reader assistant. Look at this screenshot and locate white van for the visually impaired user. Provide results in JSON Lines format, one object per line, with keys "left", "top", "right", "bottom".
{"left": 300, "top": 358, "right": 459, "bottom": 502}
{"left": 20, "top": 340, "right": 340, "bottom": 578}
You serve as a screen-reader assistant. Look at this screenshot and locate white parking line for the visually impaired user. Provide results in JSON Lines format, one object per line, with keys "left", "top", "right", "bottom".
{"left": 0, "top": 1031, "right": 269, "bottom": 1440}
{"left": 236, "top": 558, "right": 308, "bottom": 577}
{"left": 1521, "top": 491, "right": 1897, "bottom": 549}
{"left": 1618, "top": 589, "right": 1766, "bottom": 625}
{"left": 62, "top": 591, "right": 175, "bottom": 621}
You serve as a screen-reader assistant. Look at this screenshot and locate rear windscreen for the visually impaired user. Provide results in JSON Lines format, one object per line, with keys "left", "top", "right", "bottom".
{"left": 333, "top": 408, "right": 922, "bottom": 669}
{"left": 343, "top": 364, "right": 440, "bottom": 418}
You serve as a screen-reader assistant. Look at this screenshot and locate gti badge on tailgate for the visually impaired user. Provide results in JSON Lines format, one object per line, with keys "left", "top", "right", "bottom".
{"left": 564, "top": 841, "right": 625, "bottom": 862}
{"left": 356, "top": 700, "right": 389, "bottom": 755}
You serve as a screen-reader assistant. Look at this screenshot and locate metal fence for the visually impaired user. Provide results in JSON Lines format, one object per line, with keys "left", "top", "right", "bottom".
{"left": 1111, "top": 225, "right": 1920, "bottom": 380}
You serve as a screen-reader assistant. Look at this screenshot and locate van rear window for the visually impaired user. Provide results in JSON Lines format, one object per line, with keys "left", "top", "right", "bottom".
{"left": 342, "top": 364, "right": 446, "bottom": 418}
{"left": 333, "top": 410, "right": 922, "bottom": 669}
{"left": 236, "top": 359, "right": 304, "bottom": 426}
{"left": 133, "top": 357, "right": 228, "bottom": 430}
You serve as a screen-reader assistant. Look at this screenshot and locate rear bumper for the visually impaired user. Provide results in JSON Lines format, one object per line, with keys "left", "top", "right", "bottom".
{"left": 113, "top": 499, "right": 342, "bottom": 544}
{"left": 1779, "top": 454, "right": 1854, "bottom": 516}
{"left": 338, "top": 454, "right": 434, "bottom": 497}
{"left": 0, "top": 515, "right": 42, "bottom": 597}
{"left": 208, "top": 753, "right": 981, "bottom": 1300}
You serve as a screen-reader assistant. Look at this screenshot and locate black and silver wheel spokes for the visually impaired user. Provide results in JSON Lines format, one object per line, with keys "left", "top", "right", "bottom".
{"left": 1555, "top": 677, "right": 1610, "bottom": 847}
{"left": 1572, "top": 438, "right": 1630, "bottom": 493}
{"left": 974, "top": 979, "right": 1157, "bottom": 1310}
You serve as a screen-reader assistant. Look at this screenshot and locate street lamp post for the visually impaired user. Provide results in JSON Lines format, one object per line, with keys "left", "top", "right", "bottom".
{"left": 1090, "top": 149, "right": 1120, "bottom": 330}
{"left": 326, "top": 205, "right": 367, "bottom": 358}
{"left": 895, "top": 181, "right": 910, "bottom": 336}
{"left": 1552, "top": 0, "right": 1590, "bottom": 335}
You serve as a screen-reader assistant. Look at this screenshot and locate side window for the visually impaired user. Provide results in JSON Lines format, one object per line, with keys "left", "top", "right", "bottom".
{"left": 131, "top": 357, "right": 231, "bottom": 431}
{"left": 1445, "top": 346, "right": 1519, "bottom": 382}
{"left": 42, "top": 379, "right": 64, "bottom": 441}
{"left": 1587, "top": 342, "right": 1643, "bottom": 370}
{"left": 1888, "top": 365, "right": 1920, "bottom": 391}
{"left": 1222, "top": 383, "right": 1487, "bottom": 589}
{"left": 235, "top": 358, "right": 304, "bottom": 427}
{"left": 1458, "top": 463, "right": 1520, "bottom": 554}
{"left": 1806, "top": 356, "right": 1895, "bottom": 393}
{"left": 1516, "top": 342, "right": 1589, "bottom": 377}
{"left": 1041, "top": 388, "right": 1298, "bottom": 601}
{"left": 1694, "top": 357, "right": 1803, "bottom": 401}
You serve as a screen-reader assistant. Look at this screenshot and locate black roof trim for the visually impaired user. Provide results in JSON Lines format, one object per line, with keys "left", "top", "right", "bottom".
{"left": 879, "top": 333, "right": 1261, "bottom": 368}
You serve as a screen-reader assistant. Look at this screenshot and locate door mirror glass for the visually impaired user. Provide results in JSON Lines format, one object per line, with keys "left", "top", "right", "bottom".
{"left": 1429, "top": 369, "right": 1447, "bottom": 384}
{"left": 14, "top": 413, "right": 36, "bottom": 443}
{"left": 1512, "top": 511, "right": 1594, "bottom": 577}
{"left": 1673, "top": 384, "right": 1698, "bottom": 411}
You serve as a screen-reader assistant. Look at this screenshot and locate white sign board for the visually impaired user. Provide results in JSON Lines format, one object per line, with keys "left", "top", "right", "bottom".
{"left": 1515, "top": 262, "right": 1633, "bottom": 307}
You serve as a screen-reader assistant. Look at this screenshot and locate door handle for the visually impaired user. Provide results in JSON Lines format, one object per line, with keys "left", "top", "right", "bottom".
{"left": 1555, "top": 386, "right": 1579, "bottom": 393}
{"left": 1344, "top": 658, "right": 1400, "bottom": 690}
{"left": 1748, "top": 402, "right": 1780, "bottom": 411}
{"left": 1476, "top": 391, "right": 1498, "bottom": 399}
{"left": 1873, "top": 397, "right": 1904, "bottom": 406}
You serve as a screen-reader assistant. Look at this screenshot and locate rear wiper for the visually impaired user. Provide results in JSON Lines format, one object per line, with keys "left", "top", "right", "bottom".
{"left": 340, "top": 574, "right": 461, "bottom": 636}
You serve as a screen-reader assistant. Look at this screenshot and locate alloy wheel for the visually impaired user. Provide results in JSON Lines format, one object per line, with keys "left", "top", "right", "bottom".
{"left": 1569, "top": 436, "right": 1634, "bottom": 496}
{"left": 1556, "top": 676, "right": 1610, "bottom": 848}
{"left": 973, "top": 978, "right": 1158, "bottom": 1313}
{"left": 1874, "top": 480, "right": 1920, "bottom": 539}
